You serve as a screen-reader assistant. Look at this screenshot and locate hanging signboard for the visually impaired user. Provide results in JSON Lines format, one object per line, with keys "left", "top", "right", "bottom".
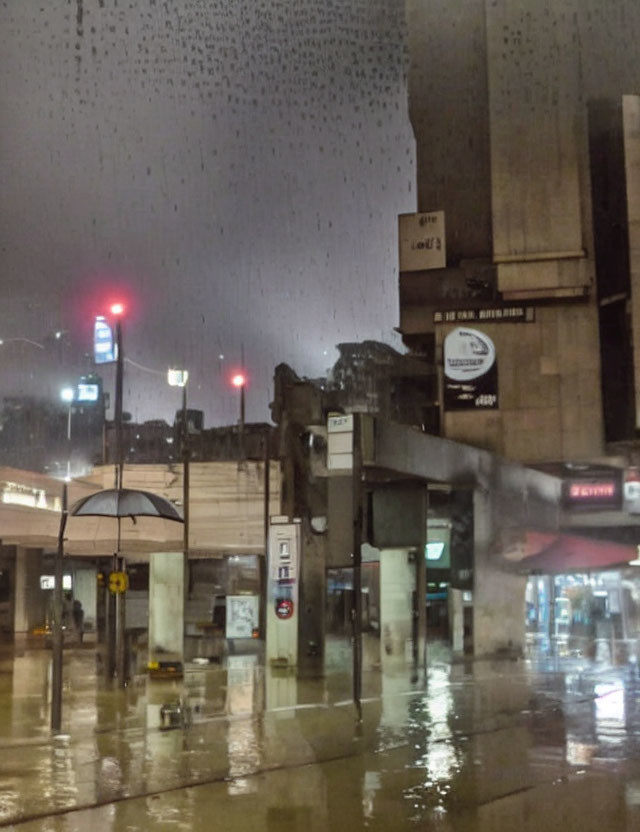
{"left": 443, "top": 327, "right": 498, "bottom": 410}
{"left": 327, "top": 413, "right": 353, "bottom": 472}
{"left": 398, "top": 211, "right": 446, "bottom": 272}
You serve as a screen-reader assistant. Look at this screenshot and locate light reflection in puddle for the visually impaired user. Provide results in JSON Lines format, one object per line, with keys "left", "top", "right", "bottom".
{"left": 595, "top": 683, "right": 626, "bottom": 746}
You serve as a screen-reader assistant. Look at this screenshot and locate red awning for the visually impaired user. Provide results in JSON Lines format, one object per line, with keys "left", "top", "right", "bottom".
{"left": 519, "top": 531, "right": 637, "bottom": 574}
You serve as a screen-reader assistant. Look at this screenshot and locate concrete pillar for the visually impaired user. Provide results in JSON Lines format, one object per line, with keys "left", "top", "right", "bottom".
{"left": 13, "top": 547, "right": 45, "bottom": 636}
{"left": 297, "top": 523, "right": 325, "bottom": 676}
{"left": 473, "top": 489, "right": 527, "bottom": 656}
{"left": 379, "top": 549, "right": 414, "bottom": 663}
{"left": 448, "top": 587, "right": 464, "bottom": 654}
{"left": 148, "top": 552, "right": 184, "bottom": 665}
{"left": 72, "top": 566, "right": 97, "bottom": 635}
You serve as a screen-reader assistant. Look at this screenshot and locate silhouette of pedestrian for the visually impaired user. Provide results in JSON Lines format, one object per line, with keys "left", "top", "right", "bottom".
{"left": 72, "top": 599, "right": 84, "bottom": 644}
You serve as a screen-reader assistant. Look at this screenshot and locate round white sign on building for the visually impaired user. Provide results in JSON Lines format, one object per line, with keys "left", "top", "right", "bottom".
{"left": 444, "top": 327, "right": 496, "bottom": 381}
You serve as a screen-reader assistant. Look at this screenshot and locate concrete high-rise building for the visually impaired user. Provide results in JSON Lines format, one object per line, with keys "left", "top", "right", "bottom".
{"left": 400, "top": 0, "right": 640, "bottom": 465}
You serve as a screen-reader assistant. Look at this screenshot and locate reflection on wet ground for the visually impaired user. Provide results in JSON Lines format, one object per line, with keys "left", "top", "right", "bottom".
{"left": 1, "top": 642, "right": 640, "bottom": 830}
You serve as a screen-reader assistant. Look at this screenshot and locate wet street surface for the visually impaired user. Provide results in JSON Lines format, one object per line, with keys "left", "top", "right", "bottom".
{"left": 1, "top": 643, "right": 640, "bottom": 830}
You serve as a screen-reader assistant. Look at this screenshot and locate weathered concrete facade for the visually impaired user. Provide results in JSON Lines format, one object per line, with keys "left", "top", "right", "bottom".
{"left": 403, "top": 0, "right": 640, "bottom": 464}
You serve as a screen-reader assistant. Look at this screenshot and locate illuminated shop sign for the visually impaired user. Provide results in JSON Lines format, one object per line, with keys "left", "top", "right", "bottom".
{"left": 563, "top": 477, "right": 622, "bottom": 510}
{"left": 77, "top": 382, "right": 100, "bottom": 402}
{"left": 93, "top": 316, "right": 116, "bottom": 364}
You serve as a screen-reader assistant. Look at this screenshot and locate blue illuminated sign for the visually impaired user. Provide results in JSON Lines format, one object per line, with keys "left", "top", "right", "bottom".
{"left": 93, "top": 316, "right": 116, "bottom": 364}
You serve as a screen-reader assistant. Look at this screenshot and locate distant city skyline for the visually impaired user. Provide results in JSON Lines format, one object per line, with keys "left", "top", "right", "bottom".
{"left": 0, "top": 0, "right": 415, "bottom": 426}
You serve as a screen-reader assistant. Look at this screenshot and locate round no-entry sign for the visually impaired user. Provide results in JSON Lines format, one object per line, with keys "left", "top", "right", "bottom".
{"left": 275, "top": 598, "right": 294, "bottom": 619}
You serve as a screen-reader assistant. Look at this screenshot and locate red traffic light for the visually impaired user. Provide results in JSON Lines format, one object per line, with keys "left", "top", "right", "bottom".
{"left": 110, "top": 302, "right": 125, "bottom": 317}
{"left": 231, "top": 373, "right": 246, "bottom": 388}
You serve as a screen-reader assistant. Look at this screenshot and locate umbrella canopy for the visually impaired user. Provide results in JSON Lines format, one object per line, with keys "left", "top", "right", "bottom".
{"left": 70, "top": 488, "right": 184, "bottom": 522}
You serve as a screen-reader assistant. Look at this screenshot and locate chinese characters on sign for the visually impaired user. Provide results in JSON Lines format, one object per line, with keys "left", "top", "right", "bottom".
{"left": 398, "top": 211, "right": 446, "bottom": 272}
{"left": 434, "top": 306, "right": 535, "bottom": 324}
{"left": 562, "top": 477, "right": 622, "bottom": 511}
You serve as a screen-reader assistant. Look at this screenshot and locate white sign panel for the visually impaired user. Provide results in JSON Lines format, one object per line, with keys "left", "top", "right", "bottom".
{"left": 443, "top": 327, "right": 498, "bottom": 410}
{"left": 399, "top": 211, "right": 446, "bottom": 272}
{"left": 269, "top": 523, "right": 299, "bottom": 582}
{"left": 327, "top": 413, "right": 353, "bottom": 471}
{"left": 225, "top": 595, "right": 259, "bottom": 639}
{"left": 328, "top": 414, "right": 354, "bottom": 433}
{"left": 444, "top": 328, "right": 496, "bottom": 381}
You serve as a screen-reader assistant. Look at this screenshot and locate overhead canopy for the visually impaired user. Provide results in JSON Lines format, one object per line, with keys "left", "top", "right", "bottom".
{"left": 519, "top": 531, "right": 637, "bottom": 574}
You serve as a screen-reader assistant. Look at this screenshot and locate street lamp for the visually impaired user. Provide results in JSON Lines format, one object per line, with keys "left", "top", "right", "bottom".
{"left": 109, "top": 303, "right": 125, "bottom": 490}
{"left": 60, "top": 386, "right": 75, "bottom": 481}
{"left": 231, "top": 371, "right": 247, "bottom": 461}
{"left": 106, "top": 302, "right": 126, "bottom": 686}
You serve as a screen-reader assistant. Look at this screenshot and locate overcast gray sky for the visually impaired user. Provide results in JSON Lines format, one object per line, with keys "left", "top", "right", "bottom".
{"left": 0, "top": 0, "right": 414, "bottom": 425}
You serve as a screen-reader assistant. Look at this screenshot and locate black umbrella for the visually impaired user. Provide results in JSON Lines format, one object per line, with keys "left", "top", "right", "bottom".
{"left": 70, "top": 488, "right": 184, "bottom": 523}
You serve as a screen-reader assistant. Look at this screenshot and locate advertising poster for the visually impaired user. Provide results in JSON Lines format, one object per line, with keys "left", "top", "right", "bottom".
{"left": 225, "top": 595, "right": 259, "bottom": 639}
{"left": 443, "top": 327, "right": 498, "bottom": 410}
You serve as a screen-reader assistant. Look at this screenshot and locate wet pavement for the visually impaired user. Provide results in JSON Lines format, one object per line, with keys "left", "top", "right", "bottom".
{"left": 1, "top": 641, "right": 640, "bottom": 830}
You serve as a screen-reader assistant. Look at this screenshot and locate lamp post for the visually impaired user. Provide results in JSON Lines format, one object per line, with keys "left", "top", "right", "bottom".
{"left": 60, "top": 387, "right": 74, "bottom": 481}
{"left": 51, "top": 481, "right": 68, "bottom": 733}
{"left": 231, "top": 372, "right": 247, "bottom": 461}
{"left": 167, "top": 369, "right": 190, "bottom": 561}
{"left": 107, "top": 302, "right": 126, "bottom": 685}
{"left": 110, "top": 303, "right": 125, "bottom": 490}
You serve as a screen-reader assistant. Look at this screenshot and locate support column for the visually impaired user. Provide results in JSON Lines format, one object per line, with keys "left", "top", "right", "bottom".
{"left": 379, "top": 549, "right": 415, "bottom": 663}
{"left": 448, "top": 588, "right": 464, "bottom": 654}
{"left": 297, "top": 523, "right": 325, "bottom": 677}
{"left": 473, "top": 488, "right": 527, "bottom": 657}
{"left": 148, "top": 552, "right": 185, "bottom": 666}
{"left": 13, "top": 547, "right": 44, "bottom": 638}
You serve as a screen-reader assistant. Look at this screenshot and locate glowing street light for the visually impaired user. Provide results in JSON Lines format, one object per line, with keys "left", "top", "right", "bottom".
{"left": 167, "top": 368, "right": 189, "bottom": 388}
{"left": 231, "top": 370, "right": 247, "bottom": 461}
{"left": 107, "top": 302, "right": 126, "bottom": 490}
{"left": 103, "top": 300, "right": 127, "bottom": 687}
